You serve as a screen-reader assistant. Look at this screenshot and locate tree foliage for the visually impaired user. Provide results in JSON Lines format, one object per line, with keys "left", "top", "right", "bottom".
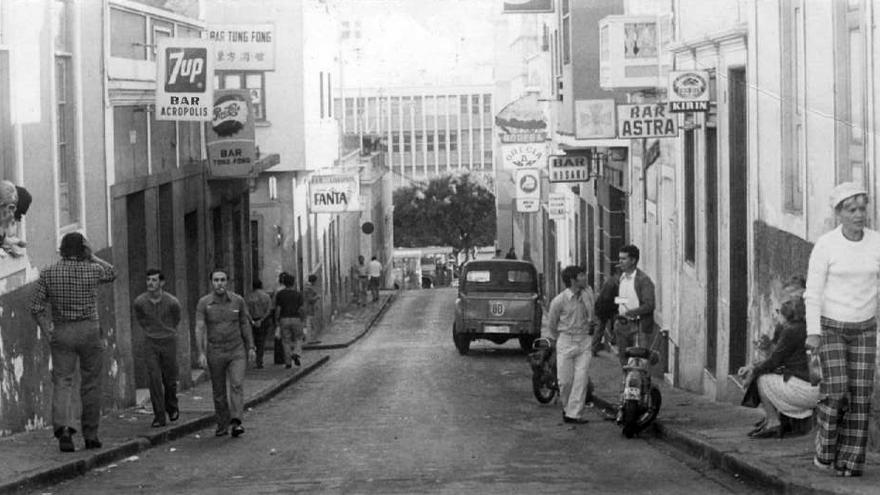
{"left": 393, "top": 172, "right": 496, "bottom": 254}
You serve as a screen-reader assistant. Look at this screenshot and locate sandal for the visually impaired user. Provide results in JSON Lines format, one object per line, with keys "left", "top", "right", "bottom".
{"left": 749, "top": 424, "right": 783, "bottom": 439}
{"left": 748, "top": 418, "right": 768, "bottom": 435}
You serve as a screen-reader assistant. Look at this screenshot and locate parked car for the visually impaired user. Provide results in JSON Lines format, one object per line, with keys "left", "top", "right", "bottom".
{"left": 452, "top": 259, "right": 542, "bottom": 355}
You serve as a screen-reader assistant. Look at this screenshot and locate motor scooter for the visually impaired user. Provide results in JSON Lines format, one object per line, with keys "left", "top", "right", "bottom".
{"left": 615, "top": 315, "right": 662, "bottom": 438}
{"left": 528, "top": 337, "right": 593, "bottom": 405}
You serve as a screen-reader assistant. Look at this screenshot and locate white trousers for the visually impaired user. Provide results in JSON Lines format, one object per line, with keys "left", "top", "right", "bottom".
{"left": 557, "top": 332, "right": 593, "bottom": 419}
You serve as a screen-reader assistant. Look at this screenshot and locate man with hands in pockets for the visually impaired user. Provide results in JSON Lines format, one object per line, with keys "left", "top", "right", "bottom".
{"left": 546, "top": 265, "right": 596, "bottom": 424}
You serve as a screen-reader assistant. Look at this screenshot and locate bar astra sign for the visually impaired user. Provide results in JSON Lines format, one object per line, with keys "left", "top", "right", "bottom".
{"left": 616, "top": 103, "right": 678, "bottom": 138}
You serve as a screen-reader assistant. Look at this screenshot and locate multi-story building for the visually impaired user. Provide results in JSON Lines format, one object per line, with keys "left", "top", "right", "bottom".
{"left": 336, "top": 87, "right": 495, "bottom": 188}
{"left": 0, "top": 0, "right": 269, "bottom": 434}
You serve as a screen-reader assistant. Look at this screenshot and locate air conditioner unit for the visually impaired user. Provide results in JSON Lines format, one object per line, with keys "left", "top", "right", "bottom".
{"left": 599, "top": 15, "right": 670, "bottom": 90}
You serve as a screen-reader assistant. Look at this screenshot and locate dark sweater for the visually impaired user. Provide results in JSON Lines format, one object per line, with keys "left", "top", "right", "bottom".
{"left": 754, "top": 320, "right": 810, "bottom": 383}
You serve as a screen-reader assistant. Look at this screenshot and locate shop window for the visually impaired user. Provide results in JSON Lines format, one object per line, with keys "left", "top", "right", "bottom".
{"left": 54, "top": 0, "right": 80, "bottom": 226}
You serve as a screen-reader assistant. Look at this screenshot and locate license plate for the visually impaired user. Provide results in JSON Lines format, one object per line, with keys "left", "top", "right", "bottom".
{"left": 484, "top": 324, "right": 510, "bottom": 333}
{"left": 623, "top": 386, "right": 641, "bottom": 400}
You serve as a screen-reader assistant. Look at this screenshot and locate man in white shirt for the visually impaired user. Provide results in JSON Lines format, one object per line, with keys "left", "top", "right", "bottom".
{"left": 611, "top": 244, "right": 656, "bottom": 366}
{"left": 546, "top": 265, "right": 596, "bottom": 424}
{"left": 367, "top": 256, "right": 382, "bottom": 302}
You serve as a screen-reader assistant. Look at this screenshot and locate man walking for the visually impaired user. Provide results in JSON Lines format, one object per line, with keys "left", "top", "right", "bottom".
{"left": 302, "top": 274, "right": 321, "bottom": 343}
{"left": 246, "top": 279, "right": 273, "bottom": 369}
{"left": 610, "top": 244, "right": 656, "bottom": 366}
{"left": 30, "top": 232, "right": 116, "bottom": 452}
{"left": 195, "top": 268, "right": 256, "bottom": 438}
{"left": 133, "top": 268, "right": 182, "bottom": 428}
{"left": 592, "top": 267, "right": 619, "bottom": 357}
{"left": 355, "top": 255, "right": 369, "bottom": 306}
{"left": 367, "top": 256, "right": 382, "bottom": 302}
{"left": 274, "top": 273, "right": 305, "bottom": 367}
{"left": 546, "top": 265, "right": 596, "bottom": 424}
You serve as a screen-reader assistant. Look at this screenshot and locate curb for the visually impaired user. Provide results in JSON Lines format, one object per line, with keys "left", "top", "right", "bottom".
{"left": 0, "top": 296, "right": 395, "bottom": 495}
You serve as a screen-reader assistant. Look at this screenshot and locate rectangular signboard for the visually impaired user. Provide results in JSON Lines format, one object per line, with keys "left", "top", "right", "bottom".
{"left": 206, "top": 89, "right": 255, "bottom": 178}
{"left": 155, "top": 38, "right": 213, "bottom": 121}
{"left": 501, "top": 143, "right": 549, "bottom": 169}
{"left": 206, "top": 24, "right": 275, "bottom": 71}
{"left": 548, "top": 154, "right": 589, "bottom": 183}
{"left": 668, "top": 70, "right": 710, "bottom": 113}
{"left": 309, "top": 173, "right": 360, "bottom": 213}
{"left": 503, "top": 0, "right": 554, "bottom": 13}
{"left": 616, "top": 103, "right": 678, "bottom": 138}
{"left": 548, "top": 193, "right": 566, "bottom": 220}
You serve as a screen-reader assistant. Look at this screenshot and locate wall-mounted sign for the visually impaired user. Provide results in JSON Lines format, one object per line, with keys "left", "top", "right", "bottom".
{"left": 155, "top": 38, "right": 213, "bottom": 121}
{"left": 548, "top": 154, "right": 590, "bottom": 183}
{"left": 668, "top": 70, "right": 710, "bottom": 112}
{"left": 206, "top": 24, "right": 275, "bottom": 71}
{"left": 206, "top": 89, "right": 255, "bottom": 178}
{"left": 548, "top": 193, "right": 566, "bottom": 220}
{"left": 500, "top": 132, "right": 547, "bottom": 143}
{"left": 501, "top": 143, "right": 548, "bottom": 169}
{"left": 617, "top": 103, "right": 678, "bottom": 138}
{"left": 514, "top": 168, "right": 540, "bottom": 213}
{"left": 575, "top": 99, "right": 616, "bottom": 139}
{"left": 502, "top": 0, "right": 554, "bottom": 14}
{"left": 309, "top": 174, "right": 360, "bottom": 213}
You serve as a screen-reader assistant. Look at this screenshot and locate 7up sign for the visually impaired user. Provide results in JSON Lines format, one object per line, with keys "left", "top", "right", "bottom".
{"left": 156, "top": 38, "right": 213, "bottom": 121}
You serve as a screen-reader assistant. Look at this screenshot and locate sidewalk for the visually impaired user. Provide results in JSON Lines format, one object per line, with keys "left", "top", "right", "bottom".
{"left": 0, "top": 292, "right": 395, "bottom": 495}
{"left": 587, "top": 345, "right": 880, "bottom": 495}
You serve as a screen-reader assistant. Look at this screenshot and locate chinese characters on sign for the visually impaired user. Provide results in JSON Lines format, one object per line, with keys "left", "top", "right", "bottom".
{"left": 155, "top": 38, "right": 213, "bottom": 121}
{"left": 206, "top": 24, "right": 276, "bottom": 71}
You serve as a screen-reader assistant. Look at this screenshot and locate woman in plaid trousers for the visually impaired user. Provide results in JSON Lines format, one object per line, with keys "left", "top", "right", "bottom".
{"left": 805, "top": 182, "right": 880, "bottom": 477}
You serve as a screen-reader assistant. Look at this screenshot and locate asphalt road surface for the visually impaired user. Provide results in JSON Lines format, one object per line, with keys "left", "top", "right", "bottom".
{"left": 39, "top": 288, "right": 763, "bottom": 494}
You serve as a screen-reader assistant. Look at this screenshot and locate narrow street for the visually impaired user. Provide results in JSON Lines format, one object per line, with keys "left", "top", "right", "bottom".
{"left": 40, "top": 289, "right": 760, "bottom": 494}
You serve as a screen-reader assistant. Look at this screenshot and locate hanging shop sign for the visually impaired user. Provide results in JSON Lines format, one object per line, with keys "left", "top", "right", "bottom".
{"left": 547, "top": 193, "right": 566, "bottom": 220}
{"left": 206, "top": 24, "right": 275, "bottom": 71}
{"left": 575, "top": 99, "right": 616, "bottom": 139}
{"left": 616, "top": 103, "right": 678, "bottom": 138}
{"left": 501, "top": 143, "right": 549, "bottom": 169}
{"left": 514, "top": 168, "right": 541, "bottom": 213}
{"left": 667, "top": 70, "right": 710, "bottom": 112}
{"left": 206, "top": 89, "right": 255, "bottom": 178}
{"left": 309, "top": 173, "right": 360, "bottom": 213}
{"left": 502, "top": 0, "right": 554, "bottom": 14}
{"left": 155, "top": 38, "right": 213, "bottom": 122}
{"left": 548, "top": 153, "right": 590, "bottom": 183}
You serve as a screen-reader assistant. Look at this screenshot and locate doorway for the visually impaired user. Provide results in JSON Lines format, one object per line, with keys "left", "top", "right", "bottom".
{"left": 705, "top": 127, "right": 718, "bottom": 376}
{"left": 728, "top": 68, "right": 749, "bottom": 374}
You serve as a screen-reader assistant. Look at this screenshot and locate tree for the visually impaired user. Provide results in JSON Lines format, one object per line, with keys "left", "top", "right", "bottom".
{"left": 393, "top": 172, "right": 496, "bottom": 258}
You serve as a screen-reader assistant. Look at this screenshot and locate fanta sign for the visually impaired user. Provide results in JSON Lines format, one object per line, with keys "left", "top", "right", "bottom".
{"left": 156, "top": 38, "right": 213, "bottom": 121}
{"left": 309, "top": 174, "right": 360, "bottom": 213}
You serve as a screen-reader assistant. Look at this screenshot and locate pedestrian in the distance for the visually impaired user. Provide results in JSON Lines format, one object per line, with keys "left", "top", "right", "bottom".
{"left": 356, "top": 255, "right": 369, "bottom": 306}
{"left": 805, "top": 182, "right": 880, "bottom": 477}
{"left": 592, "top": 267, "right": 619, "bottom": 357}
{"left": 30, "top": 232, "right": 116, "bottom": 452}
{"left": 546, "top": 265, "right": 596, "bottom": 424}
{"left": 195, "top": 268, "right": 256, "bottom": 438}
{"left": 368, "top": 256, "right": 382, "bottom": 302}
{"left": 303, "top": 274, "right": 321, "bottom": 343}
{"left": 132, "top": 268, "right": 182, "bottom": 428}
{"left": 271, "top": 272, "right": 289, "bottom": 365}
{"left": 274, "top": 273, "right": 306, "bottom": 367}
{"left": 246, "top": 279, "right": 273, "bottom": 369}
{"left": 505, "top": 247, "right": 517, "bottom": 259}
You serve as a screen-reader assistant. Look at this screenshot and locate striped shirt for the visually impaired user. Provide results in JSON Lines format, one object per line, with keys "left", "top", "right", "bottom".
{"left": 30, "top": 258, "right": 117, "bottom": 322}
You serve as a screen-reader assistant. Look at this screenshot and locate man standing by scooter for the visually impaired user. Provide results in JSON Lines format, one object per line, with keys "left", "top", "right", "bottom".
{"left": 546, "top": 265, "right": 596, "bottom": 424}
{"left": 610, "top": 244, "right": 656, "bottom": 366}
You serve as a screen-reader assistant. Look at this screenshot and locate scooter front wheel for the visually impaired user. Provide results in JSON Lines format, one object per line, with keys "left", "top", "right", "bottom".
{"left": 532, "top": 375, "right": 556, "bottom": 404}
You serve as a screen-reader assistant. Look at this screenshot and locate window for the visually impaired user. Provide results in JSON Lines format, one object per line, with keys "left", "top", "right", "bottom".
{"left": 340, "top": 21, "right": 350, "bottom": 39}
{"left": 216, "top": 71, "right": 266, "bottom": 121}
{"left": 471, "top": 95, "right": 480, "bottom": 114}
{"left": 150, "top": 19, "right": 172, "bottom": 61}
{"left": 834, "top": 0, "right": 867, "bottom": 185}
{"left": 684, "top": 129, "right": 695, "bottom": 263}
{"left": 327, "top": 73, "right": 332, "bottom": 118}
{"left": 449, "top": 132, "right": 458, "bottom": 151}
{"left": 54, "top": 0, "right": 80, "bottom": 226}
{"left": 483, "top": 94, "right": 491, "bottom": 114}
{"left": 561, "top": 1, "right": 571, "bottom": 65}
{"left": 0, "top": 46, "right": 13, "bottom": 181}
{"left": 781, "top": 0, "right": 805, "bottom": 212}
{"left": 460, "top": 95, "right": 468, "bottom": 115}
{"left": 178, "top": 121, "right": 200, "bottom": 166}
{"left": 110, "top": 7, "right": 147, "bottom": 59}
{"left": 403, "top": 133, "right": 411, "bottom": 152}
{"left": 319, "top": 72, "right": 325, "bottom": 118}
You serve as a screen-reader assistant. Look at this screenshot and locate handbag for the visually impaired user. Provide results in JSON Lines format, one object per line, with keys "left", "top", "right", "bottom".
{"left": 741, "top": 380, "right": 761, "bottom": 408}
{"left": 808, "top": 351, "right": 823, "bottom": 386}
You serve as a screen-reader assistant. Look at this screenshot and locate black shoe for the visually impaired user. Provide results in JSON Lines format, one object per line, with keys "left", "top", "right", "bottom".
{"left": 749, "top": 424, "right": 783, "bottom": 439}
{"left": 168, "top": 409, "right": 179, "bottom": 422}
{"left": 84, "top": 438, "right": 102, "bottom": 450}
{"left": 152, "top": 418, "right": 167, "bottom": 428}
{"left": 57, "top": 428, "right": 75, "bottom": 453}
{"left": 215, "top": 426, "right": 228, "bottom": 437}
{"left": 285, "top": 364, "right": 292, "bottom": 369}
{"left": 231, "top": 423, "right": 244, "bottom": 438}
{"left": 293, "top": 354, "right": 301, "bottom": 366}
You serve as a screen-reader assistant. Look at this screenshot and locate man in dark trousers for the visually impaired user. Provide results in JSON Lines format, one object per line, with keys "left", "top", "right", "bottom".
{"left": 608, "top": 244, "right": 656, "bottom": 366}
{"left": 592, "top": 267, "right": 619, "bottom": 357}
{"left": 30, "top": 232, "right": 116, "bottom": 452}
{"left": 246, "top": 279, "right": 273, "bottom": 369}
{"left": 133, "top": 268, "right": 182, "bottom": 427}
{"left": 195, "top": 268, "right": 256, "bottom": 438}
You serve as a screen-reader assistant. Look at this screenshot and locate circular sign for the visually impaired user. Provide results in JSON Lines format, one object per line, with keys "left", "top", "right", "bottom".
{"left": 519, "top": 174, "right": 538, "bottom": 193}
{"left": 361, "top": 222, "right": 374, "bottom": 234}
{"left": 672, "top": 72, "right": 707, "bottom": 100}
{"left": 212, "top": 94, "right": 249, "bottom": 137}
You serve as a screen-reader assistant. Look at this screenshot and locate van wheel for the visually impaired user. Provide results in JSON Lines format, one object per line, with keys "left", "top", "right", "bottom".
{"left": 453, "top": 327, "right": 470, "bottom": 355}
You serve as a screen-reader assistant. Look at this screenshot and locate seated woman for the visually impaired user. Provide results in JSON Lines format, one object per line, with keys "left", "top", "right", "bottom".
{"left": 739, "top": 294, "right": 819, "bottom": 439}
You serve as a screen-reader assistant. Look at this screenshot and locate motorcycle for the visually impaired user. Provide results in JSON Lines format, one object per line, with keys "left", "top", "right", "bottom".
{"left": 615, "top": 316, "right": 662, "bottom": 438}
{"left": 528, "top": 337, "right": 592, "bottom": 405}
